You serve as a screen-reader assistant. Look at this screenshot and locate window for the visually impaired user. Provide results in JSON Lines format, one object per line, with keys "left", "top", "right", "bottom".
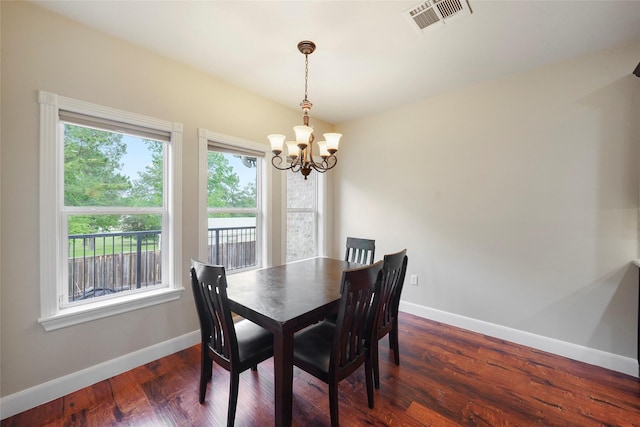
{"left": 197, "top": 129, "right": 267, "bottom": 271}
{"left": 38, "top": 91, "right": 183, "bottom": 331}
{"left": 286, "top": 170, "right": 326, "bottom": 262}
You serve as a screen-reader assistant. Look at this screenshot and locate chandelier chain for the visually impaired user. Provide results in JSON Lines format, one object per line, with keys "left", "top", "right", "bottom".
{"left": 304, "top": 54, "right": 309, "bottom": 102}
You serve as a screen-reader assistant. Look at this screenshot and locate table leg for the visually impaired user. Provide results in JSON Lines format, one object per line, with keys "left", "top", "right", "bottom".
{"left": 273, "top": 329, "right": 294, "bottom": 427}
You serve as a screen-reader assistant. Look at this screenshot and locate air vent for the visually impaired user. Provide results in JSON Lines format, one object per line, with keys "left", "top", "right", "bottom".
{"left": 404, "top": 0, "right": 472, "bottom": 34}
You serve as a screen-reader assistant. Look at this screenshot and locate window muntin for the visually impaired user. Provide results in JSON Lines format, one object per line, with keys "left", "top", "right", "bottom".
{"left": 38, "top": 91, "right": 183, "bottom": 331}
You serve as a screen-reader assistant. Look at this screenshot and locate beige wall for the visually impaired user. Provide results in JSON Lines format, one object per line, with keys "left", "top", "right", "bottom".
{"left": 333, "top": 39, "right": 640, "bottom": 357}
{"left": 0, "top": 1, "right": 332, "bottom": 398}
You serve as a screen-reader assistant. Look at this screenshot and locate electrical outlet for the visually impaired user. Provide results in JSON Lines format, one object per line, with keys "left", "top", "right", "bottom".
{"left": 410, "top": 274, "right": 418, "bottom": 285}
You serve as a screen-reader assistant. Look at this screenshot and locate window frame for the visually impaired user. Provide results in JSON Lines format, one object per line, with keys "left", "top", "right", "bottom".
{"left": 38, "top": 91, "right": 184, "bottom": 331}
{"left": 197, "top": 129, "right": 271, "bottom": 270}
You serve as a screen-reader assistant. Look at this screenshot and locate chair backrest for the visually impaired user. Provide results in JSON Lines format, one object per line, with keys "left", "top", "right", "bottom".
{"left": 344, "top": 237, "right": 376, "bottom": 265}
{"left": 191, "top": 259, "right": 239, "bottom": 366}
{"left": 331, "top": 260, "right": 383, "bottom": 379}
{"left": 374, "top": 250, "right": 408, "bottom": 335}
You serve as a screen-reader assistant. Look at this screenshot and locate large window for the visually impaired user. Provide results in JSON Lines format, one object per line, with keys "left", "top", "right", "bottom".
{"left": 198, "top": 130, "right": 266, "bottom": 271}
{"left": 38, "top": 91, "right": 183, "bottom": 331}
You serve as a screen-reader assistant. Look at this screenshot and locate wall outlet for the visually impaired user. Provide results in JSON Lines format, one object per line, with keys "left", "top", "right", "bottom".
{"left": 410, "top": 274, "right": 418, "bottom": 285}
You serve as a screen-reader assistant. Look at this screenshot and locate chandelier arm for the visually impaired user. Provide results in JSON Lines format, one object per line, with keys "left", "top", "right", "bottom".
{"left": 271, "top": 155, "right": 294, "bottom": 171}
{"left": 306, "top": 157, "right": 327, "bottom": 169}
{"left": 288, "top": 155, "right": 304, "bottom": 173}
{"left": 309, "top": 155, "right": 338, "bottom": 173}
{"left": 310, "top": 165, "right": 330, "bottom": 174}
{"left": 326, "top": 155, "right": 337, "bottom": 169}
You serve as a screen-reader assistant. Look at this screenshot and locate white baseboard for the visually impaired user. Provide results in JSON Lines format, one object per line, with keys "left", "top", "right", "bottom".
{"left": 0, "top": 331, "right": 200, "bottom": 420}
{"left": 3, "top": 305, "right": 638, "bottom": 420}
{"left": 399, "top": 301, "right": 639, "bottom": 378}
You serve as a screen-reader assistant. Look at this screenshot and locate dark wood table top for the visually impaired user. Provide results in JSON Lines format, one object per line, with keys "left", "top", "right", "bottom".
{"left": 226, "top": 257, "right": 355, "bottom": 333}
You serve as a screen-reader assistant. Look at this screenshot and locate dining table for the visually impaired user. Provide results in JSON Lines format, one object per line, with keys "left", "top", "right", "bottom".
{"left": 225, "top": 256, "right": 357, "bottom": 427}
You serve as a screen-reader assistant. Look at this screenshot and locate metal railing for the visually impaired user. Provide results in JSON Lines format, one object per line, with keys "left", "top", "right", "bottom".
{"left": 68, "top": 226, "right": 257, "bottom": 301}
{"left": 207, "top": 226, "right": 257, "bottom": 270}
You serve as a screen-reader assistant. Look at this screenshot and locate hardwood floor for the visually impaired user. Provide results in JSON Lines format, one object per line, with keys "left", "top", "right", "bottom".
{"left": 3, "top": 313, "right": 640, "bottom": 426}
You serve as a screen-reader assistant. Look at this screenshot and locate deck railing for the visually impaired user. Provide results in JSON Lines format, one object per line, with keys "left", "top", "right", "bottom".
{"left": 206, "top": 226, "right": 257, "bottom": 270}
{"left": 68, "top": 226, "right": 257, "bottom": 301}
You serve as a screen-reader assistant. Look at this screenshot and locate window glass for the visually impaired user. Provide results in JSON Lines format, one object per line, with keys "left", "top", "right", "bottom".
{"left": 64, "top": 125, "right": 163, "bottom": 208}
{"left": 287, "top": 169, "right": 316, "bottom": 210}
{"left": 206, "top": 150, "right": 260, "bottom": 270}
{"left": 67, "top": 213, "right": 162, "bottom": 302}
{"left": 62, "top": 124, "right": 167, "bottom": 304}
{"left": 286, "top": 170, "right": 318, "bottom": 262}
{"left": 286, "top": 211, "right": 317, "bottom": 261}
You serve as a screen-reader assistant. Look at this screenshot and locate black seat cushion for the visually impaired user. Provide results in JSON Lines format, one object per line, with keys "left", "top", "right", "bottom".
{"left": 293, "top": 321, "right": 335, "bottom": 380}
{"left": 235, "top": 319, "right": 274, "bottom": 364}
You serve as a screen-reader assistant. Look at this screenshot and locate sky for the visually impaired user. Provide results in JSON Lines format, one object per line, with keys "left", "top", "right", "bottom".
{"left": 120, "top": 135, "right": 152, "bottom": 180}
{"left": 119, "top": 135, "right": 256, "bottom": 187}
{"left": 226, "top": 154, "right": 257, "bottom": 187}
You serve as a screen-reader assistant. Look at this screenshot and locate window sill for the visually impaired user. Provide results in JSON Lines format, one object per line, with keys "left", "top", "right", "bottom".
{"left": 38, "top": 287, "right": 184, "bottom": 331}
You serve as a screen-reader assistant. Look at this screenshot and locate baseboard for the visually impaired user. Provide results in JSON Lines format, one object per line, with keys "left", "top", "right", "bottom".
{"left": 399, "top": 301, "right": 639, "bottom": 378}
{"left": 0, "top": 331, "right": 200, "bottom": 420}
{"left": 3, "top": 306, "right": 638, "bottom": 420}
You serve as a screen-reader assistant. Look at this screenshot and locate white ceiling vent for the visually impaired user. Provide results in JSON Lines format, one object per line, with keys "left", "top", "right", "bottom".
{"left": 404, "top": 0, "right": 472, "bottom": 34}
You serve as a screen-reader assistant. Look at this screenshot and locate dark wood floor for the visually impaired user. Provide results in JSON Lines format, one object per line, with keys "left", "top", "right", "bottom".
{"left": 4, "top": 312, "right": 640, "bottom": 426}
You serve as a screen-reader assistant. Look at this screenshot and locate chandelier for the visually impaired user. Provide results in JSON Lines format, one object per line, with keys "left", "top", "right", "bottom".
{"left": 268, "top": 41, "right": 342, "bottom": 180}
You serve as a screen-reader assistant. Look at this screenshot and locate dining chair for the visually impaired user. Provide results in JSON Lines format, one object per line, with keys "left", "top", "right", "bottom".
{"left": 190, "top": 259, "right": 274, "bottom": 427}
{"left": 370, "top": 249, "right": 408, "bottom": 389}
{"left": 325, "top": 236, "right": 375, "bottom": 326}
{"left": 293, "top": 260, "right": 384, "bottom": 427}
{"left": 344, "top": 236, "right": 376, "bottom": 265}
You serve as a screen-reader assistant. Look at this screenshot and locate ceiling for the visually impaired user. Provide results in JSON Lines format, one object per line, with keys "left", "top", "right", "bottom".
{"left": 29, "top": 0, "right": 640, "bottom": 124}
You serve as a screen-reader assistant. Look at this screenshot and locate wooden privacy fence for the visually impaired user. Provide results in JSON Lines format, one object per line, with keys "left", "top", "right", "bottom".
{"left": 207, "top": 241, "right": 256, "bottom": 270}
{"left": 68, "top": 226, "right": 257, "bottom": 301}
{"left": 68, "top": 250, "right": 161, "bottom": 301}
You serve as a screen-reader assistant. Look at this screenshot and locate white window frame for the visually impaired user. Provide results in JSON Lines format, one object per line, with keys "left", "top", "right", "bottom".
{"left": 197, "top": 129, "right": 271, "bottom": 270}
{"left": 38, "top": 91, "right": 183, "bottom": 331}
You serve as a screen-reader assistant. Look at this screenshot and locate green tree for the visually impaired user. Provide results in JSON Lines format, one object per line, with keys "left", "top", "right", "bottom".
{"left": 124, "top": 140, "right": 164, "bottom": 233}
{"left": 207, "top": 152, "right": 256, "bottom": 212}
{"left": 64, "top": 125, "right": 131, "bottom": 233}
{"left": 128, "top": 140, "right": 163, "bottom": 208}
{"left": 65, "top": 130, "right": 256, "bottom": 234}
